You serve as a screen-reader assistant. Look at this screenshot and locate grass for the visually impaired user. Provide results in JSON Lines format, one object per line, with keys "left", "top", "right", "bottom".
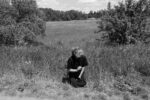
{"left": 41, "top": 20, "right": 98, "bottom": 47}
{"left": 0, "top": 43, "right": 150, "bottom": 100}
{"left": 0, "top": 20, "right": 150, "bottom": 100}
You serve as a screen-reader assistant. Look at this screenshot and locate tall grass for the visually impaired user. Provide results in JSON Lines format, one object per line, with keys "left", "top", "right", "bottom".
{"left": 0, "top": 43, "right": 150, "bottom": 79}
{"left": 0, "top": 42, "right": 150, "bottom": 99}
{"left": 84, "top": 41, "right": 150, "bottom": 92}
{"left": 0, "top": 45, "right": 69, "bottom": 80}
{"left": 1, "top": 42, "right": 150, "bottom": 82}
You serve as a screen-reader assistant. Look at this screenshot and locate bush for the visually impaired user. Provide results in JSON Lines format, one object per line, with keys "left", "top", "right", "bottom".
{"left": 0, "top": 16, "right": 16, "bottom": 27}
{"left": 19, "top": 19, "right": 46, "bottom": 37}
{"left": 98, "top": 16, "right": 128, "bottom": 44}
{"left": 0, "top": 5, "right": 18, "bottom": 26}
{"left": 98, "top": 0, "right": 150, "bottom": 45}
{"left": 0, "top": 24, "right": 36, "bottom": 45}
{"left": 12, "top": 0, "right": 38, "bottom": 19}
{"left": 0, "top": 0, "right": 46, "bottom": 46}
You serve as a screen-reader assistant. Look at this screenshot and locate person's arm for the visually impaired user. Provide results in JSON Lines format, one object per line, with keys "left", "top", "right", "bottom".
{"left": 69, "top": 69, "right": 78, "bottom": 72}
{"left": 78, "top": 56, "right": 88, "bottom": 79}
{"left": 78, "top": 67, "right": 85, "bottom": 79}
{"left": 69, "top": 66, "right": 82, "bottom": 72}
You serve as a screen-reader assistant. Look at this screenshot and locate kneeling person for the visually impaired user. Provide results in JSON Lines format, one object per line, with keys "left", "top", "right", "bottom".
{"left": 66, "top": 47, "right": 88, "bottom": 88}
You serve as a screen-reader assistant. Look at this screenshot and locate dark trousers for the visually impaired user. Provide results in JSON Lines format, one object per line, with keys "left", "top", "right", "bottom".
{"left": 62, "top": 72, "right": 86, "bottom": 88}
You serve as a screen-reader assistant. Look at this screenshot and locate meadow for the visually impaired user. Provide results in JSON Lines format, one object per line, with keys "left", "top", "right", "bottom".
{"left": 41, "top": 20, "right": 98, "bottom": 47}
{"left": 0, "top": 20, "right": 150, "bottom": 100}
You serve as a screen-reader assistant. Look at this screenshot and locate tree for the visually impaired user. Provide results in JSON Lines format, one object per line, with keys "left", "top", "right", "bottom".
{"left": 107, "top": 2, "right": 112, "bottom": 11}
{"left": 40, "top": 8, "right": 88, "bottom": 21}
{"left": 98, "top": 0, "right": 150, "bottom": 44}
{"left": 0, "top": 0, "right": 46, "bottom": 46}
{"left": 12, "top": 0, "right": 38, "bottom": 22}
{"left": 12, "top": 0, "right": 46, "bottom": 36}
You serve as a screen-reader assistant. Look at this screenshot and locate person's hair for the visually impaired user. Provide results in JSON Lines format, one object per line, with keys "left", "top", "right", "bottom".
{"left": 78, "top": 49, "right": 84, "bottom": 56}
{"left": 71, "top": 47, "right": 85, "bottom": 57}
{"left": 71, "top": 47, "right": 79, "bottom": 56}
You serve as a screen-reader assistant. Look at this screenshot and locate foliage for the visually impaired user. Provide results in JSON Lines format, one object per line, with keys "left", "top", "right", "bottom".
{"left": 0, "top": 24, "right": 36, "bottom": 45}
{"left": 98, "top": 0, "right": 150, "bottom": 44}
{"left": 40, "top": 8, "right": 88, "bottom": 21}
{"left": 12, "top": 0, "right": 38, "bottom": 22}
{"left": 0, "top": 5, "right": 18, "bottom": 26}
{"left": 40, "top": 8, "right": 110, "bottom": 21}
{"left": 88, "top": 10, "right": 108, "bottom": 18}
{"left": 19, "top": 19, "right": 46, "bottom": 37}
{"left": 0, "top": 0, "right": 46, "bottom": 46}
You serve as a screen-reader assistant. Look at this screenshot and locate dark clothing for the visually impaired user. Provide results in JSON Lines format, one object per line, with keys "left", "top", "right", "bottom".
{"left": 67, "top": 55, "right": 88, "bottom": 79}
{"left": 62, "top": 55, "right": 88, "bottom": 88}
{"left": 69, "top": 78, "right": 86, "bottom": 88}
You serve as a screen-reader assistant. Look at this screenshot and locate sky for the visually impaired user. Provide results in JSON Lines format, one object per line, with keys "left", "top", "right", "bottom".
{"left": 37, "top": 0, "right": 120, "bottom": 13}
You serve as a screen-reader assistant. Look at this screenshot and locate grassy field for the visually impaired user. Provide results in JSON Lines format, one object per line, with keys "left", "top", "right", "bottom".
{"left": 41, "top": 20, "right": 98, "bottom": 47}
{"left": 0, "top": 20, "right": 150, "bottom": 100}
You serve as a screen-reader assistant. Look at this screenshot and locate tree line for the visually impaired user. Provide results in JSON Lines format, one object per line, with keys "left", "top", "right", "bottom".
{"left": 40, "top": 8, "right": 88, "bottom": 21}
{"left": 40, "top": 8, "right": 109, "bottom": 21}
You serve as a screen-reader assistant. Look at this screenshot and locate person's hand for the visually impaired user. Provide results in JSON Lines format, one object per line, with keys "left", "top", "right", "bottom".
{"left": 78, "top": 75, "right": 81, "bottom": 79}
{"left": 77, "top": 66, "right": 82, "bottom": 70}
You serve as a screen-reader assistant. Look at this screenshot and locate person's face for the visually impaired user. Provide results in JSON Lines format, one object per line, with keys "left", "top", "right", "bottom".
{"left": 75, "top": 51, "right": 81, "bottom": 58}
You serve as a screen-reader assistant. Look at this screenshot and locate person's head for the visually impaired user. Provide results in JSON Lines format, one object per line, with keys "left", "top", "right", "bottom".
{"left": 72, "top": 47, "right": 79, "bottom": 56}
{"left": 78, "top": 49, "right": 84, "bottom": 57}
{"left": 71, "top": 47, "right": 84, "bottom": 58}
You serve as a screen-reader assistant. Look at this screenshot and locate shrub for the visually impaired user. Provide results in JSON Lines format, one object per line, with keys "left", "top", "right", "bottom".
{"left": 12, "top": 0, "right": 38, "bottom": 20}
{"left": 98, "top": 16, "right": 128, "bottom": 44}
{"left": 0, "top": 24, "right": 36, "bottom": 45}
{"left": 98, "top": 0, "right": 150, "bottom": 44}
{"left": 0, "top": 5, "right": 18, "bottom": 26}
{"left": 35, "top": 18, "right": 46, "bottom": 36}
{"left": 0, "top": 0, "right": 46, "bottom": 46}
{"left": 19, "top": 20, "right": 46, "bottom": 37}
{"left": 0, "top": 16, "right": 16, "bottom": 26}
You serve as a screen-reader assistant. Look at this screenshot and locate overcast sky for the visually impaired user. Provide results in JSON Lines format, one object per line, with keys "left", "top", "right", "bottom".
{"left": 37, "top": 0, "right": 120, "bottom": 13}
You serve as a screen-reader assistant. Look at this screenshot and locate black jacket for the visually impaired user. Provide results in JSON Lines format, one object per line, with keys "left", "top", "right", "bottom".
{"left": 67, "top": 55, "right": 88, "bottom": 78}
